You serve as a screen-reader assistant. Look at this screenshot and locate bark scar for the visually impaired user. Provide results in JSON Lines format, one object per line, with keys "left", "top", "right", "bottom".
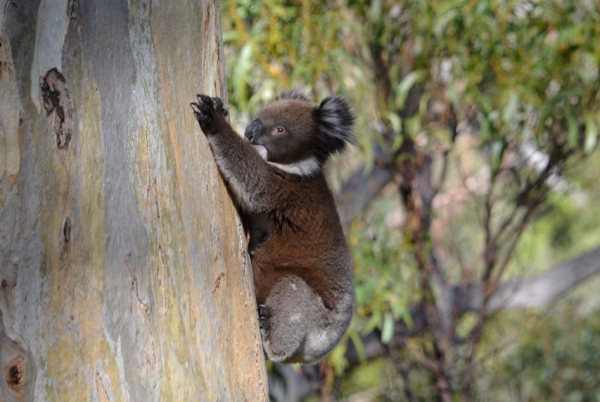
{"left": 212, "top": 272, "right": 225, "bottom": 293}
{"left": 40, "top": 68, "right": 73, "bottom": 151}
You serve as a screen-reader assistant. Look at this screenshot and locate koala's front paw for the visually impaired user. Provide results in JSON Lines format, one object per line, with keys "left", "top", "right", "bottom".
{"left": 190, "top": 94, "right": 229, "bottom": 135}
{"left": 258, "top": 304, "right": 272, "bottom": 331}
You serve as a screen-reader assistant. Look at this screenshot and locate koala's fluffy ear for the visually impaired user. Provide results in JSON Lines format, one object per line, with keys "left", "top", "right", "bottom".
{"left": 315, "top": 96, "right": 355, "bottom": 157}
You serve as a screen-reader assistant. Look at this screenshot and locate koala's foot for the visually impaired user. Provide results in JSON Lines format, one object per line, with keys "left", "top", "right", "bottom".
{"left": 259, "top": 276, "right": 316, "bottom": 363}
{"left": 259, "top": 275, "right": 352, "bottom": 364}
{"left": 190, "top": 94, "right": 228, "bottom": 135}
{"left": 258, "top": 304, "right": 272, "bottom": 331}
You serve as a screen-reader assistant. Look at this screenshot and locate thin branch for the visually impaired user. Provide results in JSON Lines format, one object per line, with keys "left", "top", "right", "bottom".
{"left": 488, "top": 245, "right": 600, "bottom": 310}
{"left": 492, "top": 205, "right": 535, "bottom": 285}
{"left": 404, "top": 339, "right": 440, "bottom": 373}
{"left": 384, "top": 343, "right": 418, "bottom": 402}
{"left": 337, "top": 160, "right": 394, "bottom": 228}
{"left": 433, "top": 104, "right": 458, "bottom": 194}
{"left": 492, "top": 203, "right": 521, "bottom": 245}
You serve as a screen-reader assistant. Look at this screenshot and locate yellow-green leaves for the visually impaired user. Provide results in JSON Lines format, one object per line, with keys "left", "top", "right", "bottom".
{"left": 394, "top": 70, "right": 426, "bottom": 111}
{"left": 584, "top": 115, "right": 599, "bottom": 155}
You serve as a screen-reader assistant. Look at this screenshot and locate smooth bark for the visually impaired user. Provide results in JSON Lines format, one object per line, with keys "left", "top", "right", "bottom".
{"left": 0, "top": 0, "right": 267, "bottom": 400}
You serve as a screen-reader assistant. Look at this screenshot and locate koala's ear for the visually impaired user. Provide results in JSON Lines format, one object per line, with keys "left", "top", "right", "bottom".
{"left": 315, "top": 96, "right": 355, "bottom": 156}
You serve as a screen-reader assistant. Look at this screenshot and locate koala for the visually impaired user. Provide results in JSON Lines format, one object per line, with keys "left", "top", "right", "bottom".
{"left": 191, "top": 91, "right": 355, "bottom": 364}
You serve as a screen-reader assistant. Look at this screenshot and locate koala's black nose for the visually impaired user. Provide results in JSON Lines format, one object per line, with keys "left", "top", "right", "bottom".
{"left": 244, "top": 121, "right": 262, "bottom": 142}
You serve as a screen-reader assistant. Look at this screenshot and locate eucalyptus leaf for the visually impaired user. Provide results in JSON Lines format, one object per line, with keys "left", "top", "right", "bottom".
{"left": 584, "top": 116, "right": 598, "bottom": 154}
{"left": 395, "top": 70, "right": 426, "bottom": 110}
{"left": 381, "top": 311, "right": 395, "bottom": 344}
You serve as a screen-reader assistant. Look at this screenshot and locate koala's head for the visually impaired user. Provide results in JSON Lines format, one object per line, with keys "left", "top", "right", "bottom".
{"left": 244, "top": 91, "right": 355, "bottom": 175}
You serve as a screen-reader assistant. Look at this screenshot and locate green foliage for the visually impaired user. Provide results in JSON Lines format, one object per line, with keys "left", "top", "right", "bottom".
{"left": 512, "top": 311, "right": 600, "bottom": 400}
{"left": 223, "top": 0, "right": 366, "bottom": 114}
{"left": 221, "top": 0, "right": 600, "bottom": 398}
{"left": 477, "top": 301, "right": 600, "bottom": 401}
{"left": 508, "top": 153, "right": 600, "bottom": 279}
{"left": 350, "top": 200, "right": 417, "bottom": 337}
{"left": 438, "top": 0, "right": 600, "bottom": 154}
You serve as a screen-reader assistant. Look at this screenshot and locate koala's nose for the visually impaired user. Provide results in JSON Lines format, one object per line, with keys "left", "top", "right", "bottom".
{"left": 244, "top": 121, "right": 262, "bottom": 142}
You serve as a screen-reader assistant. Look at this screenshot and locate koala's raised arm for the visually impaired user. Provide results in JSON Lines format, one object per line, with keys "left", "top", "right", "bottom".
{"left": 191, "top": 92, "right": 353, "bottom": 211}
{"left": 191, "top": 95, "right": 284, "bottom": 214}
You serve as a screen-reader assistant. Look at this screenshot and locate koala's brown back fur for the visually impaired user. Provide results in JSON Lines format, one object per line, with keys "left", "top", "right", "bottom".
{"left": 250, "top": 171, "right": 353, "bottom": 310}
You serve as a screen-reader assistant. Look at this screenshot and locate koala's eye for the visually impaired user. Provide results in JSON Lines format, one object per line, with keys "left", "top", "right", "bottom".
{"left": 274, "top": 126, "right": 285, "bottom": 134}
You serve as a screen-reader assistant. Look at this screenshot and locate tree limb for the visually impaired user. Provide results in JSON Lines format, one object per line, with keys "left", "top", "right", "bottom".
{"left": 486, "top": 245, "right": 600, "bottom": 311}
{"left": 346, "top": 245, "right": 600, "bottom": 363}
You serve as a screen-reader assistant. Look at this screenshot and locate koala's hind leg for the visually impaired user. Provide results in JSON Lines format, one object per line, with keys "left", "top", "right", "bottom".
{"left": 259, "top": 275, "right": 326, "bottom": 363}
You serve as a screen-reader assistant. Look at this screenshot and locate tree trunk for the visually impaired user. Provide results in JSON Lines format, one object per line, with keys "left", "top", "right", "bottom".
{"left": 0, "top": 0, "right": 267, "bottom": 400}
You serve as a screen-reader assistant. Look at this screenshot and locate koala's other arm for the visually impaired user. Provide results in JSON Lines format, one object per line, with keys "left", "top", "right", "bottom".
{"left": 191, "top": 95, "right": 285, "bottom": 214}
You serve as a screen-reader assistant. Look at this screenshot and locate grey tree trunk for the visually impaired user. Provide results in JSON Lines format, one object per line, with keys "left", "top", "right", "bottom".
{"left": 0, "top": 0, "right": 267, "bottom": 400}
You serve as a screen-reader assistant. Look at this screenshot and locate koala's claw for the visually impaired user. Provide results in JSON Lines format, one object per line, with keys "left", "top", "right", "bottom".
{"left": 258, "top": 304, "right": 272, "bottom": 331}
{"left": 210, "top": 97, "right": 229, "bottom": 116}
{"left": 190, "top": 95, "right": 213, "bottom": 122}
{"left": 191, "top": 94, "right": 228, "bottom": 133}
